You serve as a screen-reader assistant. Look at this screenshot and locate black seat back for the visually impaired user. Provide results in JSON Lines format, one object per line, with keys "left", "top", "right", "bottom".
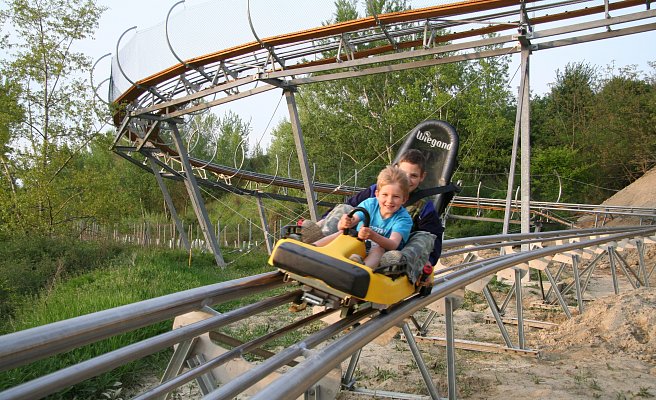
{"left": 393, "top": 120, "right": 459, "bottom": 217}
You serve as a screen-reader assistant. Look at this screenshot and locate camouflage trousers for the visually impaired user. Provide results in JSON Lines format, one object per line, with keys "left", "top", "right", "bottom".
{"left": 401, "top": 230, "right": 436, "bottom": 284}
{"left": 321, "top": 204, "right": 436, "bottom": 284}
{"left": 320, "top": 204, "right": 355, "bottom": 236}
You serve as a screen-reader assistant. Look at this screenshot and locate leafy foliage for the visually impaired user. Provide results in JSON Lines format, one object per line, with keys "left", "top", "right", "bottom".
{"left": 531, "top": 62, "right": 656, "bottom": 203}
{"left": 0, "top": 0, "right": 106, "bottom": 235}
{"left": 0, "top": 242, "right": 273, "bottom": 398}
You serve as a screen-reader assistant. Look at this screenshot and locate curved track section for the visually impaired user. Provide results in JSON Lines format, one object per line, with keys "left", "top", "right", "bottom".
{"left": 1, "top": 225, "right": 654, "bottom": 399}
{"left": 110, "top": 0, "right": 656, "bottom": 200}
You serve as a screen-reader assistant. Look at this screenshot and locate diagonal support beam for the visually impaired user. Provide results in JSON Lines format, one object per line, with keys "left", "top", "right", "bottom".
{"left": 146, "top": 155, "right": 191, "bottom": 251}
{"left": 255, "top": 193, "right": 274, "bottom": 254}
{"left": 401, "top": 322, "right": 441, "bottom": 399}
{"left": 169, "top": 122, "right": 225, "bottom": 267}
{"left": 285, "top": 89, "right": 319, "bottom": 221}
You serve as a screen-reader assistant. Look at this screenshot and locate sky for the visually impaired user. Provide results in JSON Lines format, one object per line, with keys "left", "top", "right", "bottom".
{"left": 81, "top": 0, "right": 656, "bottom": 150}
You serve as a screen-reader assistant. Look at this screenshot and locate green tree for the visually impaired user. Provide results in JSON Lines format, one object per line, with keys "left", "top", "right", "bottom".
{"left": 530, "top": 62, "right": 599, "bottom": 203}
{"left": 0, "top": 76, "right": 26, "bottom": 226}
{"left": 75, "top": 132, "right": 164, "bottom": 225}
{"left": 0, "top": 0, "right": 105, "bottom": 235}
{"left": 215, "top": 111, "right": 251, "bottom": 170}
{"left": 588, "top": 65, "right": 656, "bottom": 184}
{"left": 532, "top": 61, "right": 655, "bottom": 203}
{"left": 266, "top": 120, "right": 301, "bottom": 181}
{"left": 451, "top": 42, "right": 515, "bottom": 175}
{"left": 183, "top": 111, "right": 222, "bottom": 162}
{"left": 539, "top": 62, "right": 598, "bottom": 149}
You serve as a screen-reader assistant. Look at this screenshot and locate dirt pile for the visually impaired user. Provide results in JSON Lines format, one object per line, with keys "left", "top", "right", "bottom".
{"left": 578, "top": 166, "right": 656, "bottom": 226}
{"left": 600, "top": 168, "right": 656, "bottom": 209}
{"left": 538, "top": 287, "right": 656, "bottom": 363}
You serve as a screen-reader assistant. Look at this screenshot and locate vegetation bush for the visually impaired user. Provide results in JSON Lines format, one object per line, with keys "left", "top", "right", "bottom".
{"left": 0, "top": 240, "right": 274, "bottom": 398}
{"left": 0, "top": 234, "right": 127, "bottom": 322}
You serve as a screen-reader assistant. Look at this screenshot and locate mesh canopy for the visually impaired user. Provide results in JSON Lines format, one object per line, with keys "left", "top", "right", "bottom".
{"left": 108, "top": 0, "right": 461, "bottom": 102}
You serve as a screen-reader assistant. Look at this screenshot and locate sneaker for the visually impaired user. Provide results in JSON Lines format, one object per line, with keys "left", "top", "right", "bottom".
{"left": 348, "top": 254, "right": 364, "bottom": 264}
{"left": 301, "top": 220, "right": 324, "bottom": 243}
{"left": 375, "top": 250, "right": 407, "bottom": 276}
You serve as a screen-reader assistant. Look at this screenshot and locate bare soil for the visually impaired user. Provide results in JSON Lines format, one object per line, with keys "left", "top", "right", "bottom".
{"left": 131, "top": 168, "right": 656, "bottom": 399}
{"left": 336, "top": 246, "right": 656, "bottom": 400}
{"left": 322, "top": 169, "right": 656, "bottom": 399}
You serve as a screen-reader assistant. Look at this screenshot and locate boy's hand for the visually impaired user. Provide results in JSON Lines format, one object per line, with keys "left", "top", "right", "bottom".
{"left": 357, "top": 227, "right": 373, "bottom": 241}
{"left": 338, "top": 214, "right": 354, "bottom": 231}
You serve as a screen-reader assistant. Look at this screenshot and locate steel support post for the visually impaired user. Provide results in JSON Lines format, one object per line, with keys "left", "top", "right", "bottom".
{"left": 612, "top": 250, "right": 642, "bottom": 288}
{"left": 187, "top": 354, "right": 218, "bottom": 395}
{"left": 401, "top": 322, "right": 441, "bottom": 400}
{"left": 581, "top": 252, "right": 604, "bottom": 294}
{"left": 502, "top": 66, "right": 524, "bottom": 235}
{"left": 255, "top": 193, "right": 274, "bottom": 254}
{"left": 444, "top": 297, "right": 457, "bottom": 400}
{"left": 545, "top": 262, "right": 567, "bottom": 302}
{"left": 636, "top": 240, "right": 649, "bottom": 287}
{"left": 514, "top": 268, "right": 526, "bottom": 349}
{"left": 341, "top": 348, "right": 362, "bottom": 390}
{"left": 169, "top": 123, "right": 225, "bottom": 267}
{"left": 285, "top": 89, "right": 319, "bottom": 221}
{"left": 561, "top": 257, "right": 597, "bottom": 298}
{"left": 420, "top": 311, "right": 439, "bottom": 334}
{"left": 408, "top": 316, "right": 423, "bottom": 333}
{"left": 146, "top": 155, "right": 191, "bottom": 251}
{"left": 155, "top": 337, "right": 198, "bottom": 400}
{"left": 607, "top": 246, "right": 620, "bottom": 294}
{"left": 499, "top": 281, "right": 516, "bottom": 314}
{"left": 483, "top": 286, "right": 514, "bottom": 348}
{"left": 571, "top": 254, "right": 584, "bottom": 314}
{"left": 543, "top": 266, "right": 573, "bottom": 318}
{"left": 519, "top": 42, "right": 532, "bottom": 240}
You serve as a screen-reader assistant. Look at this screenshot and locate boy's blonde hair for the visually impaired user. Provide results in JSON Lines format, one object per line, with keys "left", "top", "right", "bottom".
{"left": 377, "top": 166, "right": 410, "bottom": 198}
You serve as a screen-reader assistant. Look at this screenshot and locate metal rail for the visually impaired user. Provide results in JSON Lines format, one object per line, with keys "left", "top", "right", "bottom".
{"left": 453, "top": 196, "right": 656, "bottom": 219}
{"left": 1, "top": 226, "right": 653, "bottom": 399}
{"left": 247, "top": 226, "right": 656, "bottom": 400}
{"left": 113, "top": 145, "right": 656, "bottom": 225}
{"left": 0, "top": 271, "right": 285, "bottom": 372}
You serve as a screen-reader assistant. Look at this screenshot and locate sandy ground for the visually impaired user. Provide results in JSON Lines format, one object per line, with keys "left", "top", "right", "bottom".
{"left": 130, "top": 168, "right": 656, "bottom": 399}
{"left": 335, "top": 246, "right": 656, "bottom": 400}
{"left": 133, "top": 243, "right": 655, "bottom": 400}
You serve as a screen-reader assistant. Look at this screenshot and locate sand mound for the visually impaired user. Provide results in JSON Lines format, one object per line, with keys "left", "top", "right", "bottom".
{"left": 578, "top": 167, "right": 656, "bottom": 226}
{"left": 538, "top": 287, "right": 656, "bottom": 363}
{"left": 601, "top": 167, "right": 656, "bottom": 209}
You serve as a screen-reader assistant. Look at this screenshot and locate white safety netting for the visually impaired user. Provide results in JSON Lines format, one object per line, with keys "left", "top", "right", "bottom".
{"left": 108, "top": 0, "right": 461, "bottom": 102}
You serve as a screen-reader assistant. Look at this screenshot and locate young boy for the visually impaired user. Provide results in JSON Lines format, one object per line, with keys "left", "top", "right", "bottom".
{"left": 303, "top": 149, "right": 443, "bottom": 281}
{"left": 314, "top": 166, "right": 413, "bottom": 268}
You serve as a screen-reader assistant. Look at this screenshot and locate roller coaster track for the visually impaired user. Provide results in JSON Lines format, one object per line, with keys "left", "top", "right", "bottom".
{"left": 450, "top": 196, "right": 656, "bottom": 227}
{"left": 105, "top": 0, "right": 656, "bottom": 263}
{"left": 114, "top": 143, "right": 656, "bottom": 228}
{"left": 1, "top": 225, "right": 654, "bottom": 399}
{"left": 109, "top": 0, "right": 656, "bottom": 200}
{"left": 109, "top": 0, "right": 654, "bottom": 120}
{"left": 13, "top": 1, "right": 648, "bottom": 398}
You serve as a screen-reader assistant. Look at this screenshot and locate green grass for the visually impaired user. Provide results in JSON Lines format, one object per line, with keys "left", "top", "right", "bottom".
{"left": 0, "top": 243, "right": 276, "bottom": 399}
{"left": 0, "top": 234, "right": 127, "bottom": 322}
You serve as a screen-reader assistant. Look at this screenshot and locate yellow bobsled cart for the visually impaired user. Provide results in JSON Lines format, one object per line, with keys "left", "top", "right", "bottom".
{"left": 268, "top": 207, "right": 430, "bottom": 308}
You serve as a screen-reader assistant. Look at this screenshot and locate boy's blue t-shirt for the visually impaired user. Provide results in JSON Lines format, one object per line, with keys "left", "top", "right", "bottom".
{"left": 354, "top": 197, "right": 413, "bottom": 248}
